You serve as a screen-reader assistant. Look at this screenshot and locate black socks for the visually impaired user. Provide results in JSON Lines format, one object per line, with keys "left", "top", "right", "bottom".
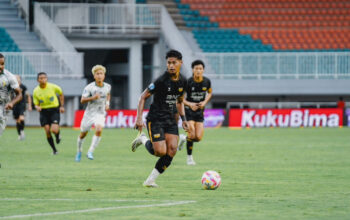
{"left": 187, "top": 140, "right": 193, "bottom": 155}
{"left": 16, "top": 121, "right": 24, "bottom": 135}
{"left": 155, "top": 155, "right": 173, "bottom": 174}
{"left": 47, "top": 137, "right": 57, "bottom": 153}
{"left": 55, "top": 131, "right": 61, "bottom": 144}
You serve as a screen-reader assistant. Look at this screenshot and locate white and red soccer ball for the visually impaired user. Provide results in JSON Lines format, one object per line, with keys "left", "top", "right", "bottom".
{"left": 201, "top": 170, "right": 221, "bottom": 190}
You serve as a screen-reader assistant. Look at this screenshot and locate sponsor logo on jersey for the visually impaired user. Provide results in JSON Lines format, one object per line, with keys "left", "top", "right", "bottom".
{"left": 178, "top": 87, "right": 183, "bottom": 92}
{"left": 202, "top": 87, "right": 207, "bottom": 91}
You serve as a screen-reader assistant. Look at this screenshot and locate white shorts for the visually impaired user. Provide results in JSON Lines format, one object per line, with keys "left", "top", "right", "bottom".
{"left": 80, "top": 113, "right": 106, "bottom": 132}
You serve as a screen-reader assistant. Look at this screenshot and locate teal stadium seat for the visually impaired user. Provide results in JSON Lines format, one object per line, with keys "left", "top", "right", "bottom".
{"left": 0, "top": 27, "right": 21, "bottom": 52}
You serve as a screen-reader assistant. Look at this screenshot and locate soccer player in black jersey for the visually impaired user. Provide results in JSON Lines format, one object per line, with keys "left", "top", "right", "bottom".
{"left": 131, "top": 50, "right": 189, "bottom": 187}
{"left": 13, "top": 75, "right": 32, "bottom": 140}
{"left": 178, "top": 60, "right": 212, "bottom": 165}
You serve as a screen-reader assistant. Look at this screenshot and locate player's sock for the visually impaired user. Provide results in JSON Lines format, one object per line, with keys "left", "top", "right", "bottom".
{"left": 16, "top": 122, "right": 21, "bottom": 135}
{"left": 187, "top": 140, "right": 193, "bottom": 155}
{"left": 55, "top": 131, "right": 61, "bottom": 144}
{"left": 47, "top": 137, "right": 57, "bottom": 153}
{"left": 77, "top": 137, "right": 84, "bottom": 153}
{"left": 144, "top": 168, "right": 160, "bottom": 183}
{"left": 145, "top": 140, "right": 155, "bottom": 155}
{"left": 155, "top": 155, "right": 173, "bottom": 174}
{"left": 88, "top": 135, "right": 101, "bottom": 153}
{"left": 20, "top": 121, "right": 24, "bottom": 130}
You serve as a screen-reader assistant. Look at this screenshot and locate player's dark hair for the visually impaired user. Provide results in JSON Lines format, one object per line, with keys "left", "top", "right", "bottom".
{"left": 166, "top": 50, "right": 182, "bottom": 60}
{"left": 0, "top": 53, "right": 4, "bottom": 59}
{"left": 37, "top": 72, "right": 47, "bottom": 80}
{"left": 191, "top": 60, "right": 205, "bottom": 69}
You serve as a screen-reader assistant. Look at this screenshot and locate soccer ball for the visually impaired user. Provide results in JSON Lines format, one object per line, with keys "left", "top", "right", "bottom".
{"left": 201, "top": 170, "right": 221, "bottom": 190}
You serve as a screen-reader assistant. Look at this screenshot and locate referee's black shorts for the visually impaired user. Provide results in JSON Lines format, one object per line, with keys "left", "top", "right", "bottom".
{"left": 146, "top": 119, "right": 178, "bottom": 142}
{"left": 40, "top": 107, "right": 60, "bottom": 126}
{"left": 12, "top": 103, "right": 26, "bottom": 119}
{"left": 185, "top": 108, "right": 204, "bottom": 122}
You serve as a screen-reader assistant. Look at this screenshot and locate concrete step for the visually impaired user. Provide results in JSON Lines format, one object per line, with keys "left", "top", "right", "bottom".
{"left": 0, "top": 8, "right": 17, "bottom": 15}
{"left": 0, "top": 23, "right": 25, "bottom": 29}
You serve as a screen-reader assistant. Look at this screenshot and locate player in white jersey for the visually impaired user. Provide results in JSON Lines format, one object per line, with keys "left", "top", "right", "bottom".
{"left": 75, "top": 65, "right": 111, "bottom": 162}
{"left": 0, "top": 53, "right": 22, "bottom": 137}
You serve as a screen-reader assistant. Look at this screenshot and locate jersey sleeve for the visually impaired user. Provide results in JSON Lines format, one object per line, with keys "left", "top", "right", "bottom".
{"left": 33, "top": 89, "right": 39, "bottom": 106}
{"left": 53, "top": 84, "right": 63, "bottom": 95}
{"left": 81, "top": 85, "right": 91, "bottom": 98}
{"left": 9, "top": 74, "right": 19, "bottom": 90}
{"left": 207, "top": 78, "right": 212, "bottom": 93}
{"left": 147, "top": 78, "right": 161, "bottom": 94}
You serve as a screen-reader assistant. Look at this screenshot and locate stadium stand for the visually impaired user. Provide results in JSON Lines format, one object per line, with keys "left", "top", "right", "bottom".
{"left": 175, "top": 0, "right": 350, "bottom": 52}
{"left": 0, "top": 27, "right": 20, "bottom": 52}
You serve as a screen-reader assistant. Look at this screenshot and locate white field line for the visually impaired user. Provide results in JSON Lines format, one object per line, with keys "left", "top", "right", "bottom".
{"left": 0, "top": 200, "right": 196, "bottom": 219}
{"left": 0, "top": 198, "right": 156, "bottom": 202}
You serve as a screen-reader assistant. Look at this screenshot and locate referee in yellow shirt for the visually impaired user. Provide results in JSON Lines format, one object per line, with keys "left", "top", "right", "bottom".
{"left": 33, "top": 72, "right": 65, "bottom": 155}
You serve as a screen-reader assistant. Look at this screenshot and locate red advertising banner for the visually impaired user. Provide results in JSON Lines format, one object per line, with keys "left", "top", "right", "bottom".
{"left": 74, "top": 110, "right": 149, "bottom": 128}
{"left": 74, "top": 109, "right": 226, "bottom": 128}
{"left": 229, "top": 108, "right": 343, "bottom": 128}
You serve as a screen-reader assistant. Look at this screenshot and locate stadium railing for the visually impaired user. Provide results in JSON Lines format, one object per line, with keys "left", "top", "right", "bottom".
{"left": 2, "top": 52, "right": 84, "bottom": 79}
{"left": 38, "top": 3, "right": 162, "bottom": 34}
{"left": 197, "top": 52, "right": 350, "bottom": 79}
{"left": 34, "top": 3, "right": 83, "bottom": 78}
{"left": 35, "top": 2, "right": 196, "bottom": 76}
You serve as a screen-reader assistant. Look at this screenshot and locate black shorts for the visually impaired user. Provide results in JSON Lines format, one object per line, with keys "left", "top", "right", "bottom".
{"left": 40, "top": 108, "right": 60, "bottom": 126}
{"left": 146, "top": 119, "right": 178, "bottom": 142}
{"left": 185, "top": 108, "right": 204, "bottom": 122}
{"left": 12, "top": 103, "right": 26, "bottom": 119}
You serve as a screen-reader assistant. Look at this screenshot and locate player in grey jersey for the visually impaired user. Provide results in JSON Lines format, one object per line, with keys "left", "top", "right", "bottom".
{"left": 0, "top": 53, "right": 22, "bottom": 137}
{"left": 75, "top": 65, "right": 111, "bottom": 162}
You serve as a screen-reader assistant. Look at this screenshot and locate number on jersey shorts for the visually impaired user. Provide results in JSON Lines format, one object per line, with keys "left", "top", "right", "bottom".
{"left": 80, "top": 113, "right": 106, "bottom": 132}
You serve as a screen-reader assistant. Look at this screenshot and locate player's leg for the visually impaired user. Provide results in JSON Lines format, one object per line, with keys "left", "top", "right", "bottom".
{"left": 185, "top": 121, "right": 196, "bottom": 165}
{"left": 87, "top": 124, "right": 103, "bottom": 160}
{"left": 0, "top": 109, "right": 5, "bottom": 137}
{"left": 86, "top": 115, "right": 105, "bottom": 160}
{"left": 132, "top": 120, "right": 162, "bottom": 155}
{"left": 194, "top": 122, "right": 204, "bottom": 142}
{"left": 18, "top": 115, "right": 25, "bottom": 140}
{"left": 44, "top": 124, "right": 57, "bottom": 154}
{"left": 76, "top": 116, "right": 91, "bottom": 161}
{"left": 143, "top": 123, "right": 168, "bottom": 187}
{"left": 13, "top": 109, "right": 21, "bottom": 137}
{"left": 39, "top": 109, "right": 57, "bottom": 154}
{"left": 188, "top": 122, "right": 204, "bottom": 165}
{"left": 50, "top": 108, "right": 61, "bottom": 144}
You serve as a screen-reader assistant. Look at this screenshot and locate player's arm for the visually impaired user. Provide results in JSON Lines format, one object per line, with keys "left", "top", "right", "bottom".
{"left": 5, "top": 87, "right": 22, "bottom": 110}
{"left": 59, "top": 92, "right": 65, "bottom": 113}
{"left": 80, "top": 92, "right": 100, "bottom": 104}
{"left": 105, "top": 93, "right": 111, "bottom": 111}
{"left": 183, "top": 93, "right": 199, "bottom": 111}
{"left": 135, "top": 88, "right": 152, "bottom": 132}
{"left": 198, "top": 88, "right": 212, "bottom": 109}
{"left": 177, "top": 95, "right": 189, "bottom": 131}
{"left": 26, "top": 92, "right": 32, "bottom": 111}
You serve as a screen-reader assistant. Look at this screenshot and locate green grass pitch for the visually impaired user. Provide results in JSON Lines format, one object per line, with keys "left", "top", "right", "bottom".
{"left": 0, "top": 127, "right": 349, "bottom": 219}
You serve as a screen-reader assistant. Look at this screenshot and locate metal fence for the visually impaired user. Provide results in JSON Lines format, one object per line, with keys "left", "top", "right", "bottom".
{"left": 197, "top": 52, "right": 350, "bottom": 79}
{"left": 38, "top": 3, "right": 162, "bottom": 33}
{"left": 3, "top": 52, "right": 84, "bottom": 79}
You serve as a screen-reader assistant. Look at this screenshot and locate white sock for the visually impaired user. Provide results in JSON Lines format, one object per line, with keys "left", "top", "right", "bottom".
{"left": 88, "top": 135, "right": 101, "bottom": 153}
{"left": 77, "top": 137, "right": 84, "bottom": 153}
{"left": 140, "top": 135, "right": 149, "bottom": 146}
{"left": 145, "top": 168, "right": 160, "bottom": 183}
{"left": 187, "top": 155, "right": 194, "bottom": 160}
